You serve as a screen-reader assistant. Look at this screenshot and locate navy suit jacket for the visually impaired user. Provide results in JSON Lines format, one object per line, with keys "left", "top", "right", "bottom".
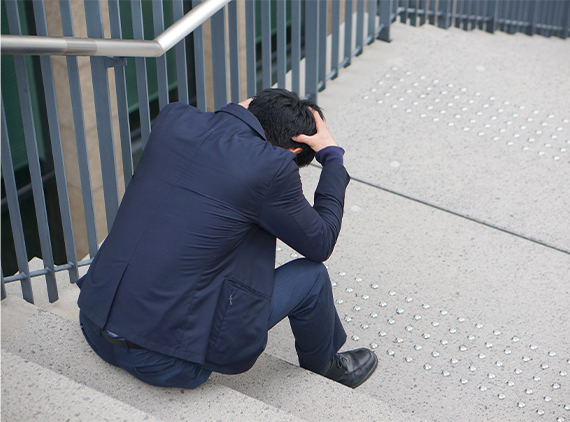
{"left": 77, "top": 102, "right": 350, "bottom": 374}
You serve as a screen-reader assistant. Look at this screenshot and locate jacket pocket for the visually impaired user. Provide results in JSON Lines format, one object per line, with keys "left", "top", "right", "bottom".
{"left": 207, "top": 278, "right": 270, "bottom": 369}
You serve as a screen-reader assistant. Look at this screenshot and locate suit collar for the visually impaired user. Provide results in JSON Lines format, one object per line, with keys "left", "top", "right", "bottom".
{"left": 217, "top": 103, "right": 266, "bottom": 140}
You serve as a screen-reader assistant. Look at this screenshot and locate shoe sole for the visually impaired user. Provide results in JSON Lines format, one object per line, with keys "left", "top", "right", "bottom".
{"left": 351, "top": 352, "right": 379, "bottom": 389}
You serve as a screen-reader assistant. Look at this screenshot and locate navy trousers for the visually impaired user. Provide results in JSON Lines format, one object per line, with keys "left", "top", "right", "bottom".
{"left": 80, "top": 258, "right": 347, "bottom": 389}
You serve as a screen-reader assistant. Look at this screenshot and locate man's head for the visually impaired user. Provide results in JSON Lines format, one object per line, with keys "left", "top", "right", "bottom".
{"left": 247, "top": 88, "right": 324, "bottom": 168}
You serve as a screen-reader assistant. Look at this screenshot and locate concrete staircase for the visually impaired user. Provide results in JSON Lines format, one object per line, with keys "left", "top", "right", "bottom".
{"left": 2, "top": 259, "right": 415, "bottom": 422}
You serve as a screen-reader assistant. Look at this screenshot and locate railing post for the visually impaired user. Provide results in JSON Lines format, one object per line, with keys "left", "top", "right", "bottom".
{"left": 5, "top": 1, "right": 58, "bottom": 303}
{"left": 189, "top": 0, "right": 205, "bottom": 109}
{"left": 343, "top": 0, "right": 353, "bottom": 66}
{"left": 487, "top": 0, "right": 499, "bottom": 33}
{"left": 562, "top": 0, "right": 570, "bottom": 39}
{"left": 378, "top": 0, "right": 392, "bottom": 42}
{"left": 152, "top": 0, "right": 170, "bottom": 110}
{"left": 59, "top": 0, "right": 100, "bottom": 258}
{"left": 174, "top": 0, "right": 191, "bottom": 106}
{"left": 276, "top": 0, "right": 287, "bottom": 89}
{"left": 228, "top": 0, "right": 241, "bottom": 101}
{"left": 261, "top": 0, "right": 272, "bottom": 89}
{"left": 245, "top": 0, "right": 257, "bottom": 97}
{"left": 367, "top": 0, "right": 378, "bottom": 44}
{"left": 1, "top": 267, "right": 6, "bottom": 301}
{"left": 1, "top": 100, "right": 34, "bottom": 303}
{"left": 437, "top": 0, "right": 453, "bottom": 29}
{"left": 131, "top": 0, "right": 152, "bottom": 148}
{"left": 305, "top": 0, "right": 319, "bottom": 101}
{"left": 84, "top": 0, "right": 121, "bottom": 233}
{"left": 210, "top": 5, "right": 228, "bottom": 109}
{"left": 291, "top": 0, "right": 301, "bottom": 94}
{"left": 318, "top": 0, "right": 328, "bottom": 90}
{"left": 400, "top": 0, "right": 408, "bottom": 23}
{"left": 355, "top": 0, "right": 365, "bottom": 55}
{"left": 108, "top": 0, "right": 134, "bottom": 190}
{"left": 32, "top": 0, "right": 79, "bottom": 284}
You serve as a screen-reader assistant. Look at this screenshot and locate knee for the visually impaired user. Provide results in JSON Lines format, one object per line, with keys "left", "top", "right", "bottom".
{"left": 304, "top": 261, "right": 330, "bottom": 290}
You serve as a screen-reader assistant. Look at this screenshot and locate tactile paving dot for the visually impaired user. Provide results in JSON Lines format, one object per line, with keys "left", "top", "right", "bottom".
{"left": 275, "top": 245, "right": 568, "bottom": 421}
{"left": 367, "top": 69, "right": 569, "bottom": 165}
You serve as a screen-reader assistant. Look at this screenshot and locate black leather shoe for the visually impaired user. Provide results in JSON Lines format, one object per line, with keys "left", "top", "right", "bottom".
{"left": 322, "top": 348, "right": 378, "bottom": 388}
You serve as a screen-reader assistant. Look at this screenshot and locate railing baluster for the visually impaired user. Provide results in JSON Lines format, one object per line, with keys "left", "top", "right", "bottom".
{"left": 476, "top": 0, "right": 485, "bottom": 31}
{"left": 228, "top": 0, "right": 241, "bottom": 100}
{"left": 409, "top": 0, "right": 417, "bottom": 26}
{"left": 305, "top": 0, "right": 319, "bottom": 101}
{"left": 343, "top": 0, "right": 353, "bottom": 67}
{"left": 261, "top": 0, "right": 272, "bottom": 89}
{"left": 487, "top": 0, "right": 499, "bottom": 33}
{"left": 418, "top": 0, "right": 428, "bottom": 26}
{"left": 355, "top": 0, "right": 365, "bottom": 54}
{"left": 32, "top": 0, "right": 79, "bottom": 284}
{"left": 455, "top": 0, "right": 463, "bottom": 29}
{"left": 5, "top": 1, "right": 58, "bottom": 302}
{"left": 552, "top": 0, "right": 561, "bottom": 36}
{"left": 1, "top": 100, "right": 33, "bottom": 303}
{"left": 562, "top": 0, "right": 570, "bottom": 39}
{"left": 211, "top": 6, "right": 227, "bottom": 109}
{"left": 291, "top": 0, "right": 301, "bottom": 94}
{"left": 463, "top": 0, "right": 475, "bottom": 31}
{"left": 84, "top": 0, "right": 120, "bottom": 233}
{"left": 276, "top": 0, "right": 287, "bottom": 89}
{"left": 548, "top": 0, "right": 559, "bottom": 37}
{"left": 153, "top": 0, "right": 169, "bottom": 110}
{"left": 318, "top": 0, "right": 328, "bottom": 90}
{"left": 174, "top": 0, "right": 190, "bottom": 105}
{"left": 59, "top": 0, "right": 99, "bottom": 258}
{"left": 438, "top": 0, "right": 452, "bottom": 28}
{"left": 378, "top": 0, "right": 392, "bottom": 41}
{"left": 367, "top": 0, "right": 378, "bottom": 43}
{"left": 1, "top": 267, "right": 6, "bottom": 300}
{"left": 536, "top": 0, "right": 545, "bottom": 36}
{"left": 108, "top": 0, "right": 134, "bottom": 189}
{"left": 131, "top": 0, "right": 151, "bottom": 148}
{"left": 330, "top": 0, "right": 341, "bottom": 75}
{"left": 245, "top": 0, "right": 257, "bottom": 97}
{"left": 428, "top": 0, "right": 436, "bottom": 25}
{"left": 400, "top": 0, "right": 408, "bottom": 23}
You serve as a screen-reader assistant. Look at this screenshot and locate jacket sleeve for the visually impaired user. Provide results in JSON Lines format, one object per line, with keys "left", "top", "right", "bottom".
{"left": 259, "top": 158, "right": 350, "bottom": 262}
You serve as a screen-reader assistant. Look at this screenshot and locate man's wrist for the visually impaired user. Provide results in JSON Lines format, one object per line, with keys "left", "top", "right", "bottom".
{"left": 315, "top": 146, "right": 345, "bottom": 166}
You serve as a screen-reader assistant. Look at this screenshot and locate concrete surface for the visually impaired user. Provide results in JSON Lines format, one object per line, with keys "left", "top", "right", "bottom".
{"left": 318, "top": 22, "right": 570, "bottom": 253}
{"left": 1, "top": 302, "right": 305, "bottom": 422}
{"left": 212, "top": 353, "right": 423, "bottom": 422}
{"left": 2, "top": 350, "right": 164, "bottom": 422}
{"left": 265, "top": 21, "right": 570, "bottom": 422}
{"left": 267, "top": 166, "right": 570, "bottom": 422}
{"left": 3, "top": 257, "right": 85, "bottom": 324}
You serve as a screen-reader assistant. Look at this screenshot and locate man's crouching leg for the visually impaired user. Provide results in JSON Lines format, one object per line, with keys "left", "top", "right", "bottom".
{"left": 270, "top": 259, "right": 377, "bottom": 388}
{"left": 80, "top": 312, "right": 211, "bottom": 389}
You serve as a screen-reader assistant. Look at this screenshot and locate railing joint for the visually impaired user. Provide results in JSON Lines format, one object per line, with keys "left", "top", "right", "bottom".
{"left": 104, "top": 56, "right": 127, "bottom": 68}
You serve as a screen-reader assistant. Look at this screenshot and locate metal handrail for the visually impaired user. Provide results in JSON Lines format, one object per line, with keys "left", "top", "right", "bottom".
{"left": 0, "top": 0, "right": 231, "bottom": 57}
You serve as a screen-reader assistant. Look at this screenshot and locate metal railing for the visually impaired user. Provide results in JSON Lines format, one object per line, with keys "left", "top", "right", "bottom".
{"left": 1, "top": 0, "right": 569, "bottom": 304}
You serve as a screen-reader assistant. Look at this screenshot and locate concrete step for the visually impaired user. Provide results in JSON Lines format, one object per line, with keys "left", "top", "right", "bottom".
{"left": 211, "top": 353, "right": 423, "bottom": 422}
{"left": 1, "top": 350, "right": 165, "bottom": 422}
{"left": 2, "top": 263, "right": 421, "bottom": 422}
{"left": 1, "top": 297, "right": 305, "bottom": 422}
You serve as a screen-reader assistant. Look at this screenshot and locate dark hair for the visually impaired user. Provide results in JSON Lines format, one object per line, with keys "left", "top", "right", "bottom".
{"left": 247, "top": 88, "right": 324, "bottom": 168}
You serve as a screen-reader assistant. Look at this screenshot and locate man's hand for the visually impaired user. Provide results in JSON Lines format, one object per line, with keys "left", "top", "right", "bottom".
{"left": 239, "top": 97, "right": 253, "bottom": 109}
{"left": 294, "top": 110, "right": 338, "bottom": 153}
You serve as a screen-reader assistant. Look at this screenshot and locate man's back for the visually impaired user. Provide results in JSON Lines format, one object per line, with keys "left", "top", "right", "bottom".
{"left": 78, "top": 102, "right": 298, "bottom": 372}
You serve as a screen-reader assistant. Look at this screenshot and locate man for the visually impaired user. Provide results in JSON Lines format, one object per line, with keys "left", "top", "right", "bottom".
{"left": 78, "top": 88, "right": 377, "bottom": 390}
